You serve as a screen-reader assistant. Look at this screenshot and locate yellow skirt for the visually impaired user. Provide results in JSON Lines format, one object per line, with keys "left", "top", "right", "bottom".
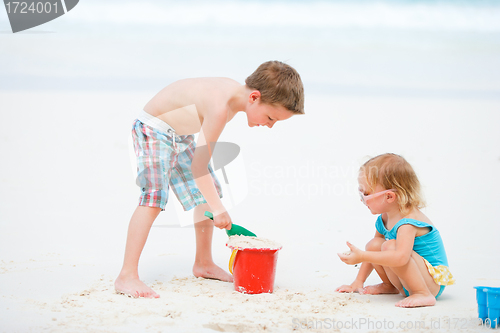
{"left": 423, "top": 258, "right": 455, "bottom": 286}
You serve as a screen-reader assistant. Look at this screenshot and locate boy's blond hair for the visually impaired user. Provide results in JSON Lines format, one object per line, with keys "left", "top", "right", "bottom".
{"left": 360, "top": 153, "right": 425, "bottom": 215}
{"left": 245, "top": 61, "right": 304, "bottom": 115}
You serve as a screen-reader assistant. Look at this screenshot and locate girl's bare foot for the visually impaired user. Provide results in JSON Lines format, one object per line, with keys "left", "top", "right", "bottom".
{"left": 114, "top": 275, "right": 160, "bottom": 298}
{"left": 193, "top": 262, "right": 233, "bottom": 282}
{"left": 359, "top": 283, "right": 400, "bottom": 295}
{"left": 396, "top": 293, "right": 436, "bottom": 308}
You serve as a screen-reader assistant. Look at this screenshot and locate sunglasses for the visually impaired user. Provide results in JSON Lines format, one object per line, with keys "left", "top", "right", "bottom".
{"left": 359, "top": 189, "right": 396, "bottom": 205}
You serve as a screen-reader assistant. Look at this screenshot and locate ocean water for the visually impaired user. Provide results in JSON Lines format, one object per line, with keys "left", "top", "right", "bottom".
{"left": 53, "top": 0, "right": 500, "bottom": 31}
{"left": 0, "top": 0, "right": 499, "bottom": 98}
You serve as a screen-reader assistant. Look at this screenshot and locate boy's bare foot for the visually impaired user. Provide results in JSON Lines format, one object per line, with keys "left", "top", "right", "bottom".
{"left": 114, "top": 276, "right": 160, "bottom": 298}
{"left": 396, "top": 293, "right": 436, "bottom": 308}
{"left": 193, "top": 262, "right": 233, "bottom": 282}
{"left": 359, "top": 283, "right": 400, "bottom": 295}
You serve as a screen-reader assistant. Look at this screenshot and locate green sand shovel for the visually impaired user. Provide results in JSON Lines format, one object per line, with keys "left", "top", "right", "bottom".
{"left": 204, "top": 211, "right": 256, "bottom": 237}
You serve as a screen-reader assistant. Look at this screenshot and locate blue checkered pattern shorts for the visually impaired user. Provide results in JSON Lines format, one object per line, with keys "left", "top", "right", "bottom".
{"left": 132, "top": 119, "right": 223, "bottom": 211}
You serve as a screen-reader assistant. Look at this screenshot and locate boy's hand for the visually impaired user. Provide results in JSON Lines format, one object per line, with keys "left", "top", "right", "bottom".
{"left": 337, "top": 241, "right": 363, "bottom": 265}
{"left": 213, "top": 211, "right": 232, "bottom": 230}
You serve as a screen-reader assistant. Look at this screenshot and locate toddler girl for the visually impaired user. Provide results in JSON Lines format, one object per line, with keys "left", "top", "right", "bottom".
{"left": 336, "top": 153, "right": 454, "bottom": 307}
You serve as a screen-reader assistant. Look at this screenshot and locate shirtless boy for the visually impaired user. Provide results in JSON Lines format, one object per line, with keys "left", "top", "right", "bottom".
{"left": 115, "top": 61, "right": 305, "bottom": 298}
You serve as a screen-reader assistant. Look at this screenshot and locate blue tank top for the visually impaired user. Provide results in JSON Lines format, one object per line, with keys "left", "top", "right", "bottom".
{"left": 375, "top": 215, "right": 449, "bottom": 267}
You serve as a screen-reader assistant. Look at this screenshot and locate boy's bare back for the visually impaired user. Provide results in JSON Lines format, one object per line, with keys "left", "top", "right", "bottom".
{"left": 143, "top": 77, "right": 244, "bottom": 136}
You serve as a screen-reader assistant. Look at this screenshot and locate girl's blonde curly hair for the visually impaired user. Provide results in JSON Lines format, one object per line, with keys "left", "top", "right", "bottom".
{"left": 360, "top": 153, "right": 425, "bottom": 215}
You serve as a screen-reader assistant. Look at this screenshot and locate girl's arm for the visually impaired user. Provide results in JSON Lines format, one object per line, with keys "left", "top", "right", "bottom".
{"left": 351, "top": 231, "right": 386, "bottom": 284}
{"left": 336, "top": 232, "right": 384, "bottom": 292}
{"left": 339, "top": 226, "right": 417, "bottom": 267}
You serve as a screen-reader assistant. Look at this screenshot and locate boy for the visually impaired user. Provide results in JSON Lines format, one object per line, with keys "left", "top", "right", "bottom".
{"left": 115, "top": 61, "right": 304, "bottom": 298}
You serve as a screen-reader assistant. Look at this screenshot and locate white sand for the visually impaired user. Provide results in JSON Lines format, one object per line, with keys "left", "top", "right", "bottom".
{"left": 227, "top": 235, "right": 282, "bottom": 250}
{"left": 0, "top": 91, "right": 498, "bottom": 333}
{"left": 23, "top": 276, "right": 371, "bottom": 332}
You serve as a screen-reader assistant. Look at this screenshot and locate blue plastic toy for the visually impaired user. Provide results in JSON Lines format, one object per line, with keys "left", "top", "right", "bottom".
{"left": 474, "top": 286, "right": 500, "bottom": 328}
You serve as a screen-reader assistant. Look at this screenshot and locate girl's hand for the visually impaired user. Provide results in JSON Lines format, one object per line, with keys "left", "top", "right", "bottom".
{"left": 335, "top": 280, "right": 364, "bottom": 293}
{"left": 337, "top": 241, "right": 364, "bottom": 265}
{"left": 213, "top": 211, "right": 232, "bottom": 230}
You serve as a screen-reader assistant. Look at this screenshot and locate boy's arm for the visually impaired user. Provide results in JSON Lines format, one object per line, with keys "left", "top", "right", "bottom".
{"left": 191, "top": 108, "right": 230, "bottom": 229}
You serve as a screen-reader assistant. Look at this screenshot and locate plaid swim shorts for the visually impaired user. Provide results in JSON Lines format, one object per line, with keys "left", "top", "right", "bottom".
{"left": 131, "top": 114, "right": 223, "bottom": 211}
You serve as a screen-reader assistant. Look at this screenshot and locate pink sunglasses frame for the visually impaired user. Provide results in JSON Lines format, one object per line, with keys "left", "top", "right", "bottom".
{"left": 359, "top": 189, "right": 396, "bottom": 205}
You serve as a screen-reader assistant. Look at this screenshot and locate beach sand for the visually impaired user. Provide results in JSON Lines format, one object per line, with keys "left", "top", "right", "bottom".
{"left": 1, "top": 90, "right": 499, "bottom": 332}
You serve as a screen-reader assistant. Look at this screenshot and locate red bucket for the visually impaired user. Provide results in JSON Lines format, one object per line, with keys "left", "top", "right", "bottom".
{"left": 227, "top": 245, "right": 282, "bottom": 294}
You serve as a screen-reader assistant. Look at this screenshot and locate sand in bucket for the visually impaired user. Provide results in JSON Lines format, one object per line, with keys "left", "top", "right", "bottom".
{"left": 226, "top": 235, "right": 282, "bottom": 294}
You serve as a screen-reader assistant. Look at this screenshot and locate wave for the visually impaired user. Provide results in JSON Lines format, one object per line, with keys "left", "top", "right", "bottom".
{"left": 69, "top": 1, "right": 500, "bottom": 32}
